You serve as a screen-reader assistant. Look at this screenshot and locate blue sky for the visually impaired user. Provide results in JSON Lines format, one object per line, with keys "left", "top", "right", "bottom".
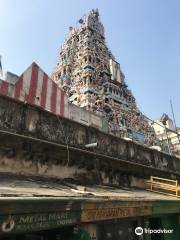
{"left": 0, "top": 0, "right": 180, "bottom": 125}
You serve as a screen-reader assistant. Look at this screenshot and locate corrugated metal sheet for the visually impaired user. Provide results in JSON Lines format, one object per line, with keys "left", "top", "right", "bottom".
{"left": 0, "top": 62, "right": 68, "bottom": 117}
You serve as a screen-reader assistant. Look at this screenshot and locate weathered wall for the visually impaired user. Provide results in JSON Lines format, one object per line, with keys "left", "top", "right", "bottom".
{"left": 130, "top": 176, "right": 147, "bottom": 189}
{"left": 0, "top": 154, "right": 86, "bottom": 179}
{"left": 0, "top": 95, "right": 180, "bottom": 184}
{"left": 68, "top": 103, "right": 102, "bottom": 129}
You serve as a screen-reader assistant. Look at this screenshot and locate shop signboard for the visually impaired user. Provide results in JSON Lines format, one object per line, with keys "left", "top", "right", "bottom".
{"left": 0, "top": 211, "right": 79, "bottom": 234}
{"left": 81, "top": 205, "right": 152, "bottom": 222}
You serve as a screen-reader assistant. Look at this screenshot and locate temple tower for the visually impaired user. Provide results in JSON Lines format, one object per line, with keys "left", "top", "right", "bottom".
{"left": 52, "top": 9, "right": 157, "bottom": 146}
{"left": 52, "top": 9, "right": 134, "bottom": 113}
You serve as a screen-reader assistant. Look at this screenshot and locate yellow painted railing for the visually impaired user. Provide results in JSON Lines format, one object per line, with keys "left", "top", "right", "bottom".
{"left": 147, "top": 176, "right": 180, "bottom": 198}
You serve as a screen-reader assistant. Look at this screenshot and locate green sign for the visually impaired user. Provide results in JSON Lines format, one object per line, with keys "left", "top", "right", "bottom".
{"left": 0, "top": 211, "right": 79, "bottom": 234}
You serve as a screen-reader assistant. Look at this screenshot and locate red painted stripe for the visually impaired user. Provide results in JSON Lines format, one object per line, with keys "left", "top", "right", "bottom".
{"left": 14, "top": 76, "right": 23, "bottom": 99}
{"left": 0, "top": 81, "right": 9, "bottom": 95}
{"left": 40, "top": 73, "right": 48, "bottom": 108}
{"left": 51, "top": 81, "right": 57, "bottom": 113}
{"left": 60, "top": 90, "right": 65, "bottom": 116}
{"left": 25, "top": 64, "right": 39, "bottom": 104}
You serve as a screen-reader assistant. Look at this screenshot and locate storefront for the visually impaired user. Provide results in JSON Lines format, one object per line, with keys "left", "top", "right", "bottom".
{"left": 0, "top": 225, "right": 92, "bottom": 240}
{"left": 0, "top": 198, "right": 82, "bottom": 240}
{"left": 143, "top": 214, "right": 180, "bottom": 240}
{"left": 1, "top": 192, "right": 180, "bottom": 239}
{"left": 79, "top": 200, "right": 180, "bottom": 240}
{"left": 82, "top": 214, "right": 180, "bottom": 240}
{"left": 97, "top": 218, "right": 139, "bottom": 240}
{"left": 80, "top": 200, "right": 151, "bottom": 240}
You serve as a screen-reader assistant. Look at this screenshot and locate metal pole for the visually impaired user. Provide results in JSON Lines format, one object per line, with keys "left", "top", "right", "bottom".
{"left": 164, "top": 126, "right": 172, "bottom": 155}
{"left": 170, "top": 99, "right": 180, "bottom": 144}
{"left": 0, "top": 55, "right": 3, "bottom": 77}
{"left": 170, "top": 99, "right": 177, "bottom": 129}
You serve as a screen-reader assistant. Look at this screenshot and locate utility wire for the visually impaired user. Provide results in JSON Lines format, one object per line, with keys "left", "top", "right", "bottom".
{"left": 56, "top": 115, "right": 70, "bottom": 166}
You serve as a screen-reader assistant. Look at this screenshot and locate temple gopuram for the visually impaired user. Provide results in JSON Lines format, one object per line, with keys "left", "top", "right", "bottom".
{"left": 52, "top": 9, "right": 158, "bottom": 146}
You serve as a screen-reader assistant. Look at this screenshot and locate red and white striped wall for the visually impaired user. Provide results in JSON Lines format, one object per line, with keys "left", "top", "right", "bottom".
{"left": 0, "top": 62, "right": 68, "bottom": 117}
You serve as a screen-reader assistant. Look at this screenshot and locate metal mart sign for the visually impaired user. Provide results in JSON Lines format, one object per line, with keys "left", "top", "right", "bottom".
{"left": 82, "top": 206, "right": 152, "bottom": 222}
{"left": 0, "top": 211, "right": 79, "bottom": 234}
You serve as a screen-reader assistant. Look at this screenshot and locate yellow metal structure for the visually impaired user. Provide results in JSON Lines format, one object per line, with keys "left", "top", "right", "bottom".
{"left": 147, "top": 176, "right": 180, "bottom": 198}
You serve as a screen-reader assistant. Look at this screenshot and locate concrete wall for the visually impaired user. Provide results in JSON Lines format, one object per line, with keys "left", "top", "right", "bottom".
{"left": 5, "top": 72, "right": 19, "bottom": 84}
{"left": 0, "top": 153, "right": 86, "bottom": 179}
{"left": 0, "top": 95, "right": 180, "bottom": 184}
{"left": 68, "top": 103, "right": 102, "bottom": 129}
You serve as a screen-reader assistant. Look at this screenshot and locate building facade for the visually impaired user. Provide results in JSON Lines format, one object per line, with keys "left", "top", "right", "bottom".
{"left": 152, "top": 116, "right": 180, "bottom": 156}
